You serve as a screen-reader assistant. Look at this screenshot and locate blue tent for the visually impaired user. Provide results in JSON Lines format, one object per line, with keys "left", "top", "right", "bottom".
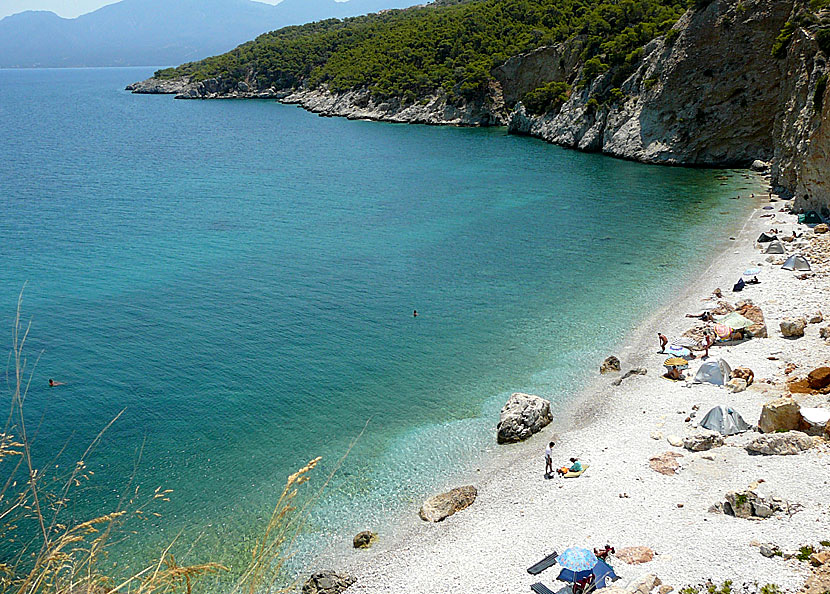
{"left": 557, "top": 559, "right": 619, "bottom": 589}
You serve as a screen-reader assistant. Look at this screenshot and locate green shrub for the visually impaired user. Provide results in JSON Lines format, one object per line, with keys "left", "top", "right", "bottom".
{"left": 772, "top": 21, "right": 797, "bottom": 58}
{"left": 643, "top": 77, "right": 658, "bottom": 89}
{"left": 586, "top": 97, "right": 600, "bottom": 114}
{"left": 797, "top": 545, "right": 815, "bottom": 561}
{"left": 522, "top": 81, "right": 571, "bottom": 115}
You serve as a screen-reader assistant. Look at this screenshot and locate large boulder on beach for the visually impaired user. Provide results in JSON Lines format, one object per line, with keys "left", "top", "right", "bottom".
{"left": 496, "top": 393, "right": 552, "bottom": 444}
{"left": 736, "top": 302, "right": 767, "bottom": 338}
{"left": 419, "top": 486, "right": 477, "bottom": 522}
{"left": 780, "top": 317, "right": 807, "bottom": 337}
{"left": 746, "top": 431, "right": 814, "bottom": 455}
{"left": 799, "top": 408, "right": 830, "bottom": 436}
{"left": 600, "top": 356, "right": 621, "bottom": 374}
{"left": 815, "top": 223, "right": 829, "bottom": 234}
{"left": 731, "top": 367, "right": 754, "bottom": 386}
{"left": 683, "top": 431, "right": 724, "bottom": 451}
{"left": 722, "top": 481, "right": 794, "bottom": 519}
{"left": 302, "top": 571, "right": 356, "bottom": 594}
{"left": 758, "top": 397, "right": 801, "bottom": 433}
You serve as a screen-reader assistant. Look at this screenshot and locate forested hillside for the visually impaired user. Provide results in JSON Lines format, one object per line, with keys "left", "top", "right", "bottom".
{"left": 156, "top": 0, "right": 689, "bottom": 102}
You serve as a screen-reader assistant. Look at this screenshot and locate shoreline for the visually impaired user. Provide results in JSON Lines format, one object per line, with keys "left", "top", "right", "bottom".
{"left": 327, "top": 184, "right": 830, "bottom": 591}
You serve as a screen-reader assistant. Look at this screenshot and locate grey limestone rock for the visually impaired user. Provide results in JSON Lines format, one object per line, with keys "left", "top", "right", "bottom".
{"left": 419, "top": 485, "right": 477, "bottom": 522}
{"left": 302, "top": 571, "right": 356, "bottom": 594}
{"left": 496, "top": 392, "right": 552, "bottom": 444}
{"left": 746, "top": 431, "right": 814, "bottom": 455}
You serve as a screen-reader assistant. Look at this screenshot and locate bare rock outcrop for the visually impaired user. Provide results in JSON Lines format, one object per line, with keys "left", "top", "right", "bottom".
{"left": 303, "top": 571, "right": 356, "bottom": 594}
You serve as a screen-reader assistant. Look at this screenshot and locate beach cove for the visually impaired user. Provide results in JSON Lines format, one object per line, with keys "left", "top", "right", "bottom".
{"left": 0, "top": 66, "right": 811, "bottom": 589}
{"left": 334, "top": 194, "right": 830, "bottom": 592}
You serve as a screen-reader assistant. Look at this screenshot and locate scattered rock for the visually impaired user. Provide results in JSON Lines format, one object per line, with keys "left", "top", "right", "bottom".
{"left": 811, "top": 551, "right": 830, "bottom": 566}
{"left": 807, "top": 367, "right": 830, "bottom": 390}
{"left": 726, "top": 378, "right": 747, "bottom": 393}
{"left": 683, "top": 431, "right": 725, "bottom": 451}
{"left": 758, "top": 397, "right": 801, "bottom": 433}
{"left": 820, "top": 326, "right": 830, "bottom": 339}
{"left": 659, "top": 586, "right": 674, "bottom": 594}
{"left": 731, "top": 367, "right": 754, "bottom": 386}
{"left": 759, "top": 543, "right": 780, "bottom": 558}
{"left": 723, "top": 481, "right": 795, "bottom": 519}
{"left": 650, "top": 431, "right": 663, "bottom": 440}
{"left": 780, "top": 317, "right": 807, "bottom": 337}
{"left": 784, "top": 362, "right": 799, "bottom": 374}
{"left": 746, "top": 431, "right": 814, "bottom": 455}
{"left": 419, "top": 486, "right": 477, "bottom": 522}
{"left": 649, "top": 451, "right": 683, "bottom": 475}
{"left": 623, "top": 367, "right": 648, "bottom": 379}
{"left": 302, "top": 571, "right": 357, "bottom": 594}
{"left": 600, "top": 356, "right": 621, "bottom": 374}
{"left": 666, "top": 435, "right": 684, "bottom": 447}
{"left": 808, "top": 311, "right": 824, "bottom": 324}
{"left": 802, "top": 565, "right": 830, "bottom": 594}
{"left": 352, "top": 531, "right": 377, "bottom": 549}
{"left": 616, "top": 547, "right": 655, "bottom": 565}
{"left": 815, "top": 223, "right": 829, "bottom": 234}
{"left": 751, "top": 160, "right": 769, "bottom": 172}
{"left": 496, "top": 393, "right": 552, "bottom": 444}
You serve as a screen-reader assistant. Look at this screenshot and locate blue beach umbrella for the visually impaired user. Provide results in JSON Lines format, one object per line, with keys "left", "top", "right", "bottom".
{"left": 743, "top": 267, "right": 761, "bottom": 277}
{"left": 557, "top": 547, "right": 598, "bottom": 573}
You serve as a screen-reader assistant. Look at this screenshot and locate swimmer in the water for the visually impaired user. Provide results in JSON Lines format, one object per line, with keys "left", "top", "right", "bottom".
{"left": 413, "top": 310, "right": 418, "bottom": 317}
{"left": 48, "top": 379, "right": 65, "bottom": 387}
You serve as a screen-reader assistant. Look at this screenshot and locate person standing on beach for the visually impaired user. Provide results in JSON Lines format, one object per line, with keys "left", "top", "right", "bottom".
{"left": 658, "top": 333, "right": 668, "bottom": 353}
{"left": 545, "top": 441, "right": 554, "bottom": 477}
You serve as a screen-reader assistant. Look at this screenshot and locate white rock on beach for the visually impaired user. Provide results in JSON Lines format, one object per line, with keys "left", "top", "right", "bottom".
{"left": 496, "top": 392, "right": 552, "bottom": 444}
{"left": 745, "top": 431, "right": 814, "bottom": 455}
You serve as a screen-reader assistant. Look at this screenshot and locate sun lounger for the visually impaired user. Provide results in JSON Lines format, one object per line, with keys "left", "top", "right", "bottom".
{"left": 563, "top": 464, "right": 590, "bottom": 478}
{"left": 531, "top": 582, "right": 558, "bottom": 594}
{"left": 527, "top": 551, "right": 558, "bottom": 575}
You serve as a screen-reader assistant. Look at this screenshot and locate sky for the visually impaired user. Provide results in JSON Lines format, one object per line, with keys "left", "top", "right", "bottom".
{"left": 0, "top": 0, "right": 287, "bottom": 19}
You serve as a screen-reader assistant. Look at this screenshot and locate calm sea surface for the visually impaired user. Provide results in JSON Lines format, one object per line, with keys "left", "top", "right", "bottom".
{"left": 0, "top": 67, "right": 760, "bottom": 582}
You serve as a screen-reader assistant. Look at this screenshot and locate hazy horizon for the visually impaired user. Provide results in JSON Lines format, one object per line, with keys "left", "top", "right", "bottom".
{"left": 0, "top": 0, "right": 328, "bottom": 19}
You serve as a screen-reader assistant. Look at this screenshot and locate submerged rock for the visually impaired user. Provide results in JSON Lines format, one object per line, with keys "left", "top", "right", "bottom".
{"left": 419, "top": 486, "right": 477, "bottom": 522}
{"left": 496, "top": 392, "right": 552, "bottom": 444}
{"left": 600, "top": 356, "right": 621, "bottom": 374}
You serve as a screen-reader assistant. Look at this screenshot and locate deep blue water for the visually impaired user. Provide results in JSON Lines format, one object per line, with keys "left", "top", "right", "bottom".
{"left": 0, "top": 67, "right": 759, "bottom": 580}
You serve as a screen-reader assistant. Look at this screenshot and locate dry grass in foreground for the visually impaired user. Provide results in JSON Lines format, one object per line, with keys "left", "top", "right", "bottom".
{"left": 1, "top": 289, "right": 324, "bottom": 594}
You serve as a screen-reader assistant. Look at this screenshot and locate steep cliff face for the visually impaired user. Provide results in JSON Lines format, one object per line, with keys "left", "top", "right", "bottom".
{"left": 509, "top": 0, "right": 791, "bottom": 165}
{"left": 772, "top": 28, "right": 830, "bottom": 210}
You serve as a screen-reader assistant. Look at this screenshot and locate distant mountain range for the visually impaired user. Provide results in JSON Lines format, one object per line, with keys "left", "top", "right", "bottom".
{"left": 0, "top": 0, "right": 423, "bottom": 68}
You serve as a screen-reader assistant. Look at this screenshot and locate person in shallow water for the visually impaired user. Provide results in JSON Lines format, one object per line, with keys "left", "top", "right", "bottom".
{"left": 48, "top": 379, "right": 65, "bottom": 387}
{"left": 413, "top": 310, "right": 418, "bottom": 317}
{"left": 658, "top": 333, "right": 668, "bottom": 353}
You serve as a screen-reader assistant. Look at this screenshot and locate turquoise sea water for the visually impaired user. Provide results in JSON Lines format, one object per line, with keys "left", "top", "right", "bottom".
{"left": 0, "top": 67, "right": 760, "bottom": 581}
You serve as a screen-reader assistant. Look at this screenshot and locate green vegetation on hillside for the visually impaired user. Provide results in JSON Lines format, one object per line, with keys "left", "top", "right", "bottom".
{"left": 157, "top": 0, "right": 688, "bottom": 103}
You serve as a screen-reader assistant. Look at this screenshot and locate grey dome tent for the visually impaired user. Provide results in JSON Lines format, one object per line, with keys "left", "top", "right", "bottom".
{"left": 765, "top": 240, "right": 785, "bottom": 254}
{"left": 700, "top": 405, "right": 752, "bottom": 435}
{"left": 757, "top": 232, "right": 777, "bottom": 243}
{"left": 782, "top": 255, "right": 811, "bottom": 271}
{"left": 692, "top": 358, "right": 732, "bottom": 385}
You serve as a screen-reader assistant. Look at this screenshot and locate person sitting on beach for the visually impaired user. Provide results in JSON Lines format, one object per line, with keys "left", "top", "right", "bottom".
{"left": 48, "top": 379, "right": 65, "bottom": 387}
{"left": 658, "top": 333, "right": 668, "bottom": 353}
{"left": 594, "top": 544, "right": 615, "bottom": 561}
{"left": 665, "top": 366, "right": 684, "bottom": 381}
{"left": 556, "top": 458, "right": 582, "bottom": 476}
{"left": 746, "top": 276, "right": 760, "bottom": 285}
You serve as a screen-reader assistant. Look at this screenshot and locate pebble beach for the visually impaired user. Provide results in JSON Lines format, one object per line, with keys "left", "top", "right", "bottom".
{"left": 336, "top": 193, "right": 830, "bottom": 593}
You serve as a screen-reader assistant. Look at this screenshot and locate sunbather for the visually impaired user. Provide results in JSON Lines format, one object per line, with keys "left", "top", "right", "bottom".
{"left": 556, "top": 458, "right": 583, "bottom": 477}
{"left": 665, "top": 366, "right": 684, "bottom": 381}
{"left": 594, "top": 544, "right": 615, "bottom": 561}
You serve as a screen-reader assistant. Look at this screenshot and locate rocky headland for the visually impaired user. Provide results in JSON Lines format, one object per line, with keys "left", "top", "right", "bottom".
{"left": 129, "top": 0, "right": 830, "bottom": 211}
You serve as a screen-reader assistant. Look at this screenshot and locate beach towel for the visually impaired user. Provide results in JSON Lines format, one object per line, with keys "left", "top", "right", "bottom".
{"left": 563, "top": 464, "right": 590, "bottom": 478}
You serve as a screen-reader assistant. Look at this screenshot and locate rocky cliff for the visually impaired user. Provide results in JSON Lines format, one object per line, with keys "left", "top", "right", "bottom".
{"left": 129, "top": 0, "right": 830, "bottom": 210}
